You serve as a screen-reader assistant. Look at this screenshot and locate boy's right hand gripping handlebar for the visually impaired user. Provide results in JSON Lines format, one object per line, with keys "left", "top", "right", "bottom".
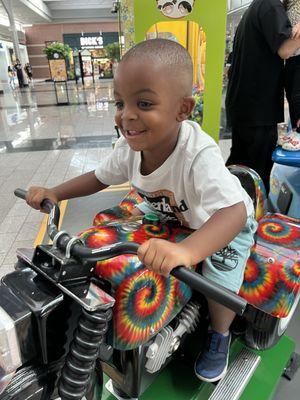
{"left": 14, "top": 188, "right": 248, "bottom": 316}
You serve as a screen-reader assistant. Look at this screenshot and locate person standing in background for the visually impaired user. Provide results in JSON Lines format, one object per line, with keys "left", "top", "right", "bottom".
{"left": 225, "top": 0, "right": 300, "bottom": 192}
{"left": 24, "top": 63, "right": 33, "bottom": 83}
{"left": 14, "top": 59, "right": 24, "bottom": 88}
{"left": 7, "top": 66, "right": 15, "bottom": 90}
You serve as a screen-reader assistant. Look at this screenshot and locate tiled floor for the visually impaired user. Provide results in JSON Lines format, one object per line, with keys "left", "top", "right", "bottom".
{"left": 0, "top": 80, "right": 117, "bottom": 276}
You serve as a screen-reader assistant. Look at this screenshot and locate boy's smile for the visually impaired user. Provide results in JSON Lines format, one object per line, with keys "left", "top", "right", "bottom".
{"left": 125, "top": 129, "right": 147, "bottom": 137}
{"left": 113, "top": 59, "right": 193, "bottom": 173}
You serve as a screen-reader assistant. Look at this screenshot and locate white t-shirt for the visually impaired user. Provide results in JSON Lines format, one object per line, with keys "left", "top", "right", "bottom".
{"left": 95, "top": 120, "right": 253, "bottom": 229}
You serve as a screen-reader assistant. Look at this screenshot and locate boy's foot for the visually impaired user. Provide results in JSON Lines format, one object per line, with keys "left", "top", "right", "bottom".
{"left": 194, "top": 330, "right": 231, "bottom": 382}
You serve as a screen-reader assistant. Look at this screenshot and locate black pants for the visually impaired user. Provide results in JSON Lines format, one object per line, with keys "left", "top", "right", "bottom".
{"left": 226, "top": 125, "right": 278, "bottom": 193}
{"left": 285, "top": 55, "right": 300, "bottom": 129}
{"left": 16, "top": 70, "right": 24, "bottom": 88}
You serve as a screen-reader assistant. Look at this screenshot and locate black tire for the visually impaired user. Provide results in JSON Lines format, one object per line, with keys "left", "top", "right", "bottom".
{"left": 0, "top": 361, "right": 62, "bottom": 400}
{"left": 0, "top": 361, "right": 103, "bottom": 400}
{"left": 245, "top": 291, "right": 300, "bottom": 350}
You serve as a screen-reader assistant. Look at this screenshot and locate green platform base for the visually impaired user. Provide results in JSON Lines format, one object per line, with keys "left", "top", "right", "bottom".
{"left": 101, "top": 335, "right": 295, "bottom": 400}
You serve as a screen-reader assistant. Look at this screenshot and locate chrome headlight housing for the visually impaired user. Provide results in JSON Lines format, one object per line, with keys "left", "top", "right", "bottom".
{"left": 0, "top": 306, "right": 22, "bottom": 395}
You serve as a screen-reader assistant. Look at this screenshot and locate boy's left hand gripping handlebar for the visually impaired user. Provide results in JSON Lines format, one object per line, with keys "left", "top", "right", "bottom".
{"left": 15, "top": 188, "right": 56, "bottom": 213}
{"left": 14, "top": 188, "right": 248, "bottom": 316}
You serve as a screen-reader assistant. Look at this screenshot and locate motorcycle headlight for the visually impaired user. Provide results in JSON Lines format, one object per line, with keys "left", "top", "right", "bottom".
{"left": 0, "top": 306, "right": 22, "bottom": 395}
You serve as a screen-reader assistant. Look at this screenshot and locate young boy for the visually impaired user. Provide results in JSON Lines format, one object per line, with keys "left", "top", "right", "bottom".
{"left": 26, "top": 39, "right": 257, "bottom": 383}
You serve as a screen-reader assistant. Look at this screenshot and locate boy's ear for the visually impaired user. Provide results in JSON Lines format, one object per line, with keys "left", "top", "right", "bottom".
{"left": 176, "top": 96, "right": 196, "bottom": 122}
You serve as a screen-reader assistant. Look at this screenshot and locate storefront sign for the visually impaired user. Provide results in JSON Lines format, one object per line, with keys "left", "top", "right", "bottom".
{"left": 80, "top": 36, "right": 103, "bottom": 49}
{"left": 64, "top": 32, "right": 118, "bottom": 51}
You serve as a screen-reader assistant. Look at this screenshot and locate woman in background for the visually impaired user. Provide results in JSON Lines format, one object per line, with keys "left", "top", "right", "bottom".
{"left": 14, "top": 59, "right": 24, "bottom": 88}
{"left": 7, "top": 66, "right": 15, "bottom": 90}
{"left": 24, "top": 63, "right": 33, "bottom": 83}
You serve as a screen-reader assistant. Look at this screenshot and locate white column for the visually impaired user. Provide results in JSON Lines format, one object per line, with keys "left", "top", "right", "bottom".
{"left": 1, "top": 0, "right": 21, "bottom": 60}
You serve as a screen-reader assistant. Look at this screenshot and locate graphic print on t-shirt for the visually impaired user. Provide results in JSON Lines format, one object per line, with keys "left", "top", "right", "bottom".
{"left": 135, "top": 187, "right": 189, "bottom": 225}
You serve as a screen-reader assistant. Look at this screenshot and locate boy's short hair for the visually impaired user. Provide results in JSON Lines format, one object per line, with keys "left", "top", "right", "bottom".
{"left": 120, "top": 38, "right": 193, "bottom": 93}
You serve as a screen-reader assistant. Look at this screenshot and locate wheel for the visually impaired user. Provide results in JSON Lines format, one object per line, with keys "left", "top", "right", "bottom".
{"left": 0, "top": 361, "right": 62, "bottom": 400}
{"left": 245, "top": 290, "right": 300, "bottom": 350}
{"left": 0, "top": 361, "right": 103, "bottom": 400}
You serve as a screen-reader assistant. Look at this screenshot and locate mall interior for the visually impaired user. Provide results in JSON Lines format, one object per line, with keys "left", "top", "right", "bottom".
{"left": 0, "top": 1, "right": 299, "bottom": 400}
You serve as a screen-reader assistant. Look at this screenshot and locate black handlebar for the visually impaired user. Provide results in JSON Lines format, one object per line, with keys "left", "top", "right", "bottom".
{"left": 14, "top": 189, "right": 248, "bottom": 316}
{"left": 14, "top": 188, "right": 27, "bottom": 200}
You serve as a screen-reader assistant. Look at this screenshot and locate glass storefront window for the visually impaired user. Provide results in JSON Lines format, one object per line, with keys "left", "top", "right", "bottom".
{"left": 231, "top": 0, "right": 242, "bottom": 9}
{"left": 229, "top": 0, "right": 251, "bottom": 10}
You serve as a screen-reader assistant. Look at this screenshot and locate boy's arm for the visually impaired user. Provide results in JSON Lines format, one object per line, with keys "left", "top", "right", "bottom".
{"left": 26, "top": 171, "right": 108, "bottom": 210}
{"left": 138, "top": 202, "right": 247, "bottom": 276}
{"left": 179, "top": 202, "right": 247, "bottom": 265}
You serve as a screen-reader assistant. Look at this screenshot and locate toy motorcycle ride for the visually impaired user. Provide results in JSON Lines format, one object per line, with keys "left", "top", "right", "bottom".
{"left": 0, "top": 165, "right": 299, "bottom": 400}
{"left": 269, "top": 146, "right": 300, "bottom": 219}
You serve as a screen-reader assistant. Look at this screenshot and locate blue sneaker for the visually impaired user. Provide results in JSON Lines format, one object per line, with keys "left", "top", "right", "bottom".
{"left": 194, "top": 330, "right": 231, "bottom": 382}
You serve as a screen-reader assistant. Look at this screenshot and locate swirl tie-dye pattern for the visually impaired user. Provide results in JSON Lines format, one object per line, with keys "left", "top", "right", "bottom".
{"left": 80, "top": 190, "right": 300, "bottom": 349}
{"left": 240, "top": 214, "right": 300, "bottom": 318}
{"left": 115, "top": 269, "right": 176, "bottom": 348}
{"left": 80, "top": 195, "right": 193, "bottom": 350}
{"left": 257, "top": 213, "right": 300, "bottom": 248}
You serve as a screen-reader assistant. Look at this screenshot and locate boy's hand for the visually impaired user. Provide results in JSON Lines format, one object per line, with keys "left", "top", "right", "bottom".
{"left": 26, "top": 186, "right": 58, "bottom": 212}
{"left": 137, "top": 239, "right": 192, "bottom": 277}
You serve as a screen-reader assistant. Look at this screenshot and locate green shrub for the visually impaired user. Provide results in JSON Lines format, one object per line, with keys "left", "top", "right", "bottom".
{"left": 104, "top": 42, "right": 120, "bottom": 61}
{"left": 43, "top": 42, "right": 72, "bottom": 60}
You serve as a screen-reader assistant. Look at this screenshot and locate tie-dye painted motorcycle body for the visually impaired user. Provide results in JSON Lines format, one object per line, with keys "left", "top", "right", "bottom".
{"left": 78, "top": 166, "right": 299, "bottom": 356}
{"left": 0, "top": 165, "right": 299, "bottom": 400}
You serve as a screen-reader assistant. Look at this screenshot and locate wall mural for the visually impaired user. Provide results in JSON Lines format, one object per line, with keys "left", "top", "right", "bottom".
{"left": 134, "top": 0, "right": 227, "bottom": 142}
{"left": 120, "top": 0, "right": 135, "bottom": 53}
{"left": 156, "top": 0, "right": 195, "bottom": 19}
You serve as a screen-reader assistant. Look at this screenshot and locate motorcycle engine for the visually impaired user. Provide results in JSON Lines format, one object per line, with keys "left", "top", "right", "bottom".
{"left": 145, "top": 302, "right": 201, "bottom": 373}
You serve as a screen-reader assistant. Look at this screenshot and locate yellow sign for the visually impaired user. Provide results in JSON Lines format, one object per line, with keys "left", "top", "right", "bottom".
{"left": 49, "top": 59, "right": 67, "bottom": 81}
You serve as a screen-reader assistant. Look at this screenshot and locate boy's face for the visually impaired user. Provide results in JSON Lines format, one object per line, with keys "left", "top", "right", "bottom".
{"left": 114, "top": 60, "right": 187, "bottom": 157}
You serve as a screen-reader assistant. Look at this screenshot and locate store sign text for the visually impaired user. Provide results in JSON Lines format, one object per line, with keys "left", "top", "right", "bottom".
{"left": 80, "top": 36, "right": 103, "bottom": 49}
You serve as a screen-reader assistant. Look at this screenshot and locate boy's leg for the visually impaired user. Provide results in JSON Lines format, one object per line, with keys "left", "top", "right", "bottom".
{"left": 195, "top": 215, "right": 257, "bottom": 382}
{"left": 207, "top": 299, "right": 236, "bottom": 334}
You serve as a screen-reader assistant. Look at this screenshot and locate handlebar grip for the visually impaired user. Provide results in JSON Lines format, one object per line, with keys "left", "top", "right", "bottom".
{"left": 14, "top": 188, "right": 27, "bottom": 200}
{"left": 14, "top": 188, "right": 56, "bottom": 213}
{"left": 171, "top": 266, "right": 247, "bottom": 316}
{"left": 41, "top": 199, "right": 56, "bottom": 214}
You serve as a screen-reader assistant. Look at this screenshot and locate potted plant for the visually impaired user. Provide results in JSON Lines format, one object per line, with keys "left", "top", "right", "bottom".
{"left": 104, "top": 42, "right": 120, "bottom": 62}
{"left": 43, "top": 42, "right": 72, "bottom": 60}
